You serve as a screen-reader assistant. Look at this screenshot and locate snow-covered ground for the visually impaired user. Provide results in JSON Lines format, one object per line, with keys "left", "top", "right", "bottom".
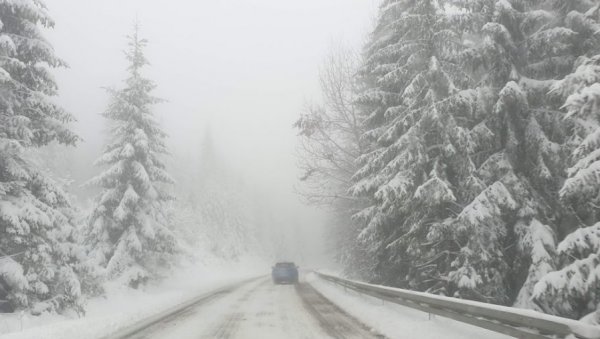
{"left": 0, "top": 257, "right": 267, "bottom": 339}
{"left": 306, "top": 272, "right": 512, "bottom": 339}
{"left": 4, "top": 267, "right": 590, "bottom": 339}
{"left": 90, "top": 274, "right": 381, "bottom": 339}
{"left": 124, "top": 278, "right": 331, "bottom": 339}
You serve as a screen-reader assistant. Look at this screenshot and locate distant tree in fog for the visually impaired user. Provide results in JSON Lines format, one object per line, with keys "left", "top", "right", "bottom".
{"left": 294, "top": 43, "right": 374, "bottom": 278}
{"left": 171, "top": 128, "right": 256, "bottom": 261}
{"left": 295, "top": 44, "right": 362, "bottom": 205}
{"left": 0, "top": 0, "right": 87, "bottom": 313}
{"left": 86, "top": 24, "right": 177, "bottom": 288}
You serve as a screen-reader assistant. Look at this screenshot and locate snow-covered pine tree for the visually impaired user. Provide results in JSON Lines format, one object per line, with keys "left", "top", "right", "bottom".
{"left": 0, "top": 0, "right": 86, "bottom": 313}
{"left": 443, "top": 0, "right": 581, "bottom": 305}
{"left": 351, "top": 0, "right": 432, "bottom": 286}
{"left": 513, "top": 218, "right": 556, "bottom": 310}
{"left": 532, "top": 222, "right": 600, "bottom": 319}
{"left": 532, "top": 11, "right": 600, "bottom": 315}
{"left": 87, "top": 25, "right": 177, "bottom": 288}
{"left": 351, "top": 0, "right": 489, "bottom": 291}
{"left": 550, "top": 5, "right": 600, "bottom": 221}
{"left": 192, "top": 130, "right": 252, "bottom": 260}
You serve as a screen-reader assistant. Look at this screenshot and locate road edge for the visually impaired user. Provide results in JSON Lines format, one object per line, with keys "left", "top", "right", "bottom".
{"left": 97, "top": 276, "right": 264, "bottom": 339}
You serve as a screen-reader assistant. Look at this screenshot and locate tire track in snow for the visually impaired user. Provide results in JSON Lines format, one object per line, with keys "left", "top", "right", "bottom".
{"left": 296, "top": 282, "right": 385, "bottom": 339}
{"left": 117, "top": 276, "right": 383, "bottom": 339}
{"left": 112, "top": 277, "right": 265, "bottom": 339}
{"left": 202, "top": 279, "right": 267, "bottom": 338}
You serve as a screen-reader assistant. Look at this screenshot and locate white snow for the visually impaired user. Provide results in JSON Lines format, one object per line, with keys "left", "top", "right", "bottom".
{"left": 306, "top": 273, "right": 510, "bottom": 339}
{"left": 0, "top": 258, "right": 266, "bottom": 339}
{"left": 307, "top": 273, "right": 600, "bottom": 339}
{"left": 130, "top": 278, "right": 330, "bottom": 339}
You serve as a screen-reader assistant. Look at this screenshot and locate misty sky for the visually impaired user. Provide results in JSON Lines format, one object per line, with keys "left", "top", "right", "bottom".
{"left": 45, "top": 0, "right": 375, "bottom": 265}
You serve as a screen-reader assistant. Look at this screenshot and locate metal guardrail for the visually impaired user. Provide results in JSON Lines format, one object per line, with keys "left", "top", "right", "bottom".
{"left": 314, "top": 271, "right": 600, "bottom": 339}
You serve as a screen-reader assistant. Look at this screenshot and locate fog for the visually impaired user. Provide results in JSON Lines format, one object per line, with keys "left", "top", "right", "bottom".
{"left": 44, "top": 0, "right": 375, "bottom": 266}
{"left": 7, "top": 0, "right": 599, "bottom": 334}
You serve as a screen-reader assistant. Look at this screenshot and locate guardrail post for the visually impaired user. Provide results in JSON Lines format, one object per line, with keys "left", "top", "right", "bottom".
{"left": 19, "top": 311, "right": 24, "bottom": 331}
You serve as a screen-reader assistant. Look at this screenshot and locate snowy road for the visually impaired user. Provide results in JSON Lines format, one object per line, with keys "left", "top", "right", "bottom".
{"left": 121, "top": 276, "right": 383, "bottom": 339}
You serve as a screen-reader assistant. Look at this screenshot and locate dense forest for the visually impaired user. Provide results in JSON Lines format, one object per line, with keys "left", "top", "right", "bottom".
{"left": 2, "top": 0, "right": 600, "bottom": 325}
{"left": 296, "top": 0, "right": 600, "bottom": 321}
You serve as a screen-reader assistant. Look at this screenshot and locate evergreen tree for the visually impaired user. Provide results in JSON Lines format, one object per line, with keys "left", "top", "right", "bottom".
{"left": 193, "top": 130, "right": 252, "bottom": 260}
{"left": 533, "top": 10, "right": 600, "bottom": 315}
{"left": 0, "top": 0, "right": 85, "bottom": 313}
{"left": 442, "top": 0, "right": 579, "bottom": 304}
{"left": 348, "top": 0, "right": 599, "bottom": 307}
{"left": 86, "top": 25, "right": 176, "bottom": 288}
{"left": 351, "top": 0, "right": 484, "bottom": 291}
{"left": 513, "top": 219, "right": 556, "bottom": 310}
{"left": 550, "top": 5, "right": 600, "bottom": 222}
{"left": 532, "top": 222, "right": 600, "bottom": 319}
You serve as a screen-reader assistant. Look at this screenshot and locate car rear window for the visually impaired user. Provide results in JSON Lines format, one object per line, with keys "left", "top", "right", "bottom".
{"left": 275, "top": 263, "right": 295, "bottom": 268}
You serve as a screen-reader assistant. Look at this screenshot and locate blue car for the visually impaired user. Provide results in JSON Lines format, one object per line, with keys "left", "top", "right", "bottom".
{"left": 272, "top": 262, "right": 299, "bottom": 284}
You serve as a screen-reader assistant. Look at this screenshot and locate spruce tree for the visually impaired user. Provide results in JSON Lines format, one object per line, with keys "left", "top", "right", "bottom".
{"left": 351, "top": 0, "right": 485, "bottom": 291}
{"left": 87, "top": 25, "right": 176, "bottom": 288}
{"left": 532, "top": 8, "right": 600, "bottom": 315}
{"left": 334, "top": 0, "right": 600, "bottom": 314}
{"left": 194, "top": 130, "right": 251, "bottom": 260}
{"left": 0, "top": 0, "right": 84, "bottom": 313}
{"left": 443, "top": 0, "right": 579, "bottom": 305}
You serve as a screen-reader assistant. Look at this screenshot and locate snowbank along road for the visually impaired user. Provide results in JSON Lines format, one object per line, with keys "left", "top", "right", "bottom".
{"left": 112, "top": 276, "right": 384, "bottom": 339}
